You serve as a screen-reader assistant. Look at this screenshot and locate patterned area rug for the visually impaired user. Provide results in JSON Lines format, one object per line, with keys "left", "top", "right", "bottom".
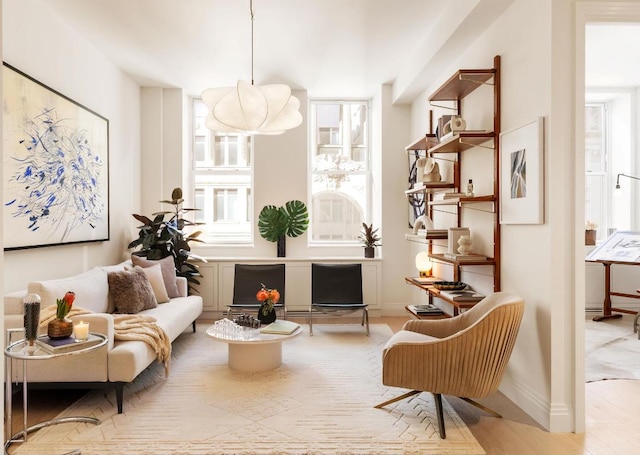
{"left": 14, "top": 324, "right": 484, "bottom": 455}
{"left": 586, "top": 314, "right": 640, "bottom": 383}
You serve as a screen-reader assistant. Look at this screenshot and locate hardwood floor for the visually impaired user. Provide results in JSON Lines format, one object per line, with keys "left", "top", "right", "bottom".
{"left": 7, "top": 316, "right": 640, "bottom": 454}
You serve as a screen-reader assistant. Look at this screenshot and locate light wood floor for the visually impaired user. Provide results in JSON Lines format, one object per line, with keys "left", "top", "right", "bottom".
{"left": 7, "top": 316, "right": 640, "bottom": 455}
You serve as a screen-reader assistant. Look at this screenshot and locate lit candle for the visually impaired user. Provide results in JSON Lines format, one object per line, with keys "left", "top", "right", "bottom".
{"left": 74, "top": 321, "right": 89, "bottom": 341}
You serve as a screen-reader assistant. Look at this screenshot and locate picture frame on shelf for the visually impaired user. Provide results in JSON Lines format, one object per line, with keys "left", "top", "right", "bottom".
{"left": 499, "top": 117, "right": 544, "bottom": 225}
{"left": 2, "top": 63, "right": 110, "bottom": 250}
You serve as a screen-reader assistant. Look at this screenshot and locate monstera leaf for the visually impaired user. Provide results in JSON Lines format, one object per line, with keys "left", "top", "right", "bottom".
{"left": 258, "top": 200, "right": 309, "bottom": 242}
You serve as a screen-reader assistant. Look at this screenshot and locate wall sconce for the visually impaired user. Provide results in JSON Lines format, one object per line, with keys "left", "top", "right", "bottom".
{"left": 615, "top": 173, "right": 640, "bottom": 189}
{"left": 415, "top": 251, "right": 433, "bottom": 277}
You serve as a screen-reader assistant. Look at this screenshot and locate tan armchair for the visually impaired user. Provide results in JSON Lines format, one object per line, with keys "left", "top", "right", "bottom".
{"left": 375, "top": 292, "right": 524, "bottom": 438}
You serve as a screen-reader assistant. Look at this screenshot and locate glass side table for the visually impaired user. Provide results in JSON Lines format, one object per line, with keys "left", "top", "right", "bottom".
{"left": 4, "top": 328, "right": 108, "bottom": 454}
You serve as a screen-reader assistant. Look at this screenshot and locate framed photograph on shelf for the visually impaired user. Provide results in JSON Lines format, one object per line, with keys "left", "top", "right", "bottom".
{"left": 3, "top": 63, "right": 110, "bottom": 250}
{"left": 499, "top": 117, "right": 544, "bottom": 224}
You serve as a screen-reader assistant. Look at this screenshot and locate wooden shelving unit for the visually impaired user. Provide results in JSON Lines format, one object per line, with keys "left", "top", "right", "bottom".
{"left": 404, "top": 55, "right": 501, "bottom": 311}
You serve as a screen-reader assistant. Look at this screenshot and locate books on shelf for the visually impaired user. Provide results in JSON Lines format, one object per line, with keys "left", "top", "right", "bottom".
{"left": 443, "top": 192, "right": 468, "bottom": 199}
{"left": 408, "top": 304, "right": 444, "bottom": 315}
{"left": 260, "top": 320, "right": 300, "bottom": 335}
{"left": 416, "top": 229, "right": 448, "bottom": 238}
{"left": 443, "top": 253, "right": 488, "bottom": 261}
{"left": 438, "top": 289, "right": 485, "bottom": 302}
{"left": 411, "top": 276, "right": 441, "bottom": 285}
{"left": 35, "top": 333, "right": 102, "bottom": 354}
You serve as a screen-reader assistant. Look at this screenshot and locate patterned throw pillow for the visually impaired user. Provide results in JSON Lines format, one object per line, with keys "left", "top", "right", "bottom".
{"left": 108, "top": 268, "right": 157, "bottom": 314}
{"left": 131, "top": 255, "right": 180, "bottom": 298}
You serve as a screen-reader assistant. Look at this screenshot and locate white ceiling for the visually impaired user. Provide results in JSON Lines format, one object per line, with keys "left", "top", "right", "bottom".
{"left": 43, "top": 0, "right": 519, "bottom": 101}
{"left": 586, "top": 24, "right": 640, "bottom": 88}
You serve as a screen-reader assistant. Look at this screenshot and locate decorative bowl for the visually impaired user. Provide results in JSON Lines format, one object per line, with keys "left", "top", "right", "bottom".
{"left": 433, "top": 281, "right": 467, "bottom": 291}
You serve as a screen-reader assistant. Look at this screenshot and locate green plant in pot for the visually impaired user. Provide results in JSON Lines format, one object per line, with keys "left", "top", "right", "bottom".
{"left": 128, "top": 188, "right": 205, "bottom": 293}
{"left": 258, "top": 200, "right": 309, "bottom": 257}
{"left": 359, "top": 222, "right": 381, "bottom": 258}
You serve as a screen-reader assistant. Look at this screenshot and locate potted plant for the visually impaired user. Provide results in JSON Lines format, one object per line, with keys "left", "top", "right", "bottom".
{"left": 128, "top": 188, "right": 205, "bottom": 292}
{"left": 359, "top": 222, "right": 381, "bottom": 258}
{"left": 258, "top": 200, "right": 309, "bottom": 257}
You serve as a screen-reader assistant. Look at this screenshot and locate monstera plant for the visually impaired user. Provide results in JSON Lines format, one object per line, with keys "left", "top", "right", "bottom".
{"left": 258, "top": 200, "right": 309, "bottom": 257}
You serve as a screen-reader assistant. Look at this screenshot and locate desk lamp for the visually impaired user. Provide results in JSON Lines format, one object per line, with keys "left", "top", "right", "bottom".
{"left": 415, "top": 251, "right": 433, "bottom": 277}
{"left": 615, "top": 173, "right": 640, "bottom": 189}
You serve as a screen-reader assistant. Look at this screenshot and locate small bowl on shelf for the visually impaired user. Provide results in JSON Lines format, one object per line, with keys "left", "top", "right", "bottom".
{"left": 433, "top": 281, "right": 467, "bottom": 291}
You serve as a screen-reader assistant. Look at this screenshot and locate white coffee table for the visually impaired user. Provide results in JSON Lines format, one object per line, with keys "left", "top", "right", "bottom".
{"left": 206, "top": 324, "right": 301, "bottom": 372}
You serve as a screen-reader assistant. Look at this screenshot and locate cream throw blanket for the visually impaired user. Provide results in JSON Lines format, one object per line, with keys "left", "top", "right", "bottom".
{"left": 39, "top": 306, "right": 172, "bottom": 374}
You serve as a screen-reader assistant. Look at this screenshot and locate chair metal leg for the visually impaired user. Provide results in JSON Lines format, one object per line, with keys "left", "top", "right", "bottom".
{"left": 308, "top": 308, "right": 313, "bottom": 336}
{"left": 374, "top": 390, "right": 420, "bottom": 409}
{"left": 459, "top": 397, "right": 502, "bottom": 418}
{"left": 433, "top": 393, "right": 446, "bottom": 439}
{"left": 363, "top": 308, "right": 369, "bottom": 336}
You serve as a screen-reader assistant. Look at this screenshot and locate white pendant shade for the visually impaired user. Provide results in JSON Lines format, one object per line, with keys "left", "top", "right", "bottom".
{"left": 202, "top": 80, "right": 302, "bottom": 135}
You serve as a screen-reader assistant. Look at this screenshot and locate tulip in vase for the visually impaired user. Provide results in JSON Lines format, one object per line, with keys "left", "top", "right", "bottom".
{"left": 48, "top": 291, "right": 76, "bottom": 339}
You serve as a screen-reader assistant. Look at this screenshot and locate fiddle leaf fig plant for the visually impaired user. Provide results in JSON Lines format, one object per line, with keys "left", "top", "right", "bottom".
{"left": 258, "top": 200, "right": 309, "bottom": 242}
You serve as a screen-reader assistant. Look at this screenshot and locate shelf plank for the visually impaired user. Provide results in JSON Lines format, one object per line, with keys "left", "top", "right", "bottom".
{"left": 428, "top": 195, "right": 496, "bottom": 206}
{"left": 428, "top": 132, "right": 495, "bottom": 154}
{"left": 429, "top": 69, "right": 495, "bottom": 101}
{"left": 429, "top": 253, "right": 496, "bottom": 266}
{"left": 405, "top": 134, "right": 438, "bottom": 151}
{"left": 405, "top": 182, "right": 456, "bottom": 195}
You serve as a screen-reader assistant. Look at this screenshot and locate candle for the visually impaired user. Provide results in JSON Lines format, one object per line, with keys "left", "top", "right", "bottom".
{"left": 74, "top": 321, "right": 89, "bottom": 341}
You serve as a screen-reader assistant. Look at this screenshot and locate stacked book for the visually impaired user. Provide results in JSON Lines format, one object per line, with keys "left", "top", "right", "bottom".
{"left": 443, "top": 253, "right": 487, "bottom": 261}
{"left": 408, "top": 304, "right": 444, "bottom": 316}
{"left": 35, "top": 333, "right": 102, "bottom": 354}
{"left": 260, "top": 320, "right": 300, "bottom": 335}
{"left": 438, "top": 288, "right": 485, "bottom": 302}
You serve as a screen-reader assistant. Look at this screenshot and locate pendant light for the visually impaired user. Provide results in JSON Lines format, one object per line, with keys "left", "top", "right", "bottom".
{"left": 201, "top": 0, "right": 302, "bottom": 135}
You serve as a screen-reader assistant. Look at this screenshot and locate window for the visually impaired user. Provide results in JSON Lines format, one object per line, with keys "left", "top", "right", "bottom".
{"left": 192, "top": 99, "right": 253, "bottom": 243}
{"left": 585, "top": 92, "right": 636, "bottom": 242}
{"left": 309, "top": 100, "right": 370, "bottom": 243}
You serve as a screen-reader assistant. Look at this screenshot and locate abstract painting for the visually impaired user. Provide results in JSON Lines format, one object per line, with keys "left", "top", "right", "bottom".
{"left": 3, "top": 63, "right": 109, "bottom": 250}
{"left": 500, "top": 117, "right": 544, "bottom": 225}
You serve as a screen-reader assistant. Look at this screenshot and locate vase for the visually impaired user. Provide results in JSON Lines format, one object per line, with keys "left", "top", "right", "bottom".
{"left": 23, "top": 294, "right": 41, "bottom": 346}
{"left": 47, "top": 317, "right": 73, "bottom": 339}
{"left": 277, "top": 235, "right": 286, "bottom": 257}
{"left": 585, "top": 230, "right": 596, "bottom": 246}
{"left": 364, "top": 246, "right": 375, "bottom": 258}
{"left": 258, "top": 304, "right": 277, "bottom": 324}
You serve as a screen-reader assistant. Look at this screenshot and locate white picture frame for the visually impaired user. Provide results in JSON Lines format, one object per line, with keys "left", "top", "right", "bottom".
{"left": 499, "top": 117, "right": 544, "bottom": 224}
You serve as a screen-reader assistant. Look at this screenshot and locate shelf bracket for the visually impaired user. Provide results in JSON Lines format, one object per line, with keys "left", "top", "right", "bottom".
{"left": 459, "top": 139, "right": 494, "bottom": 150}
{"left": 428, "top": 101, "right": 458, "bottom": 111}
{"left": 458, "top": 75, "right": 495, "bottom": 86}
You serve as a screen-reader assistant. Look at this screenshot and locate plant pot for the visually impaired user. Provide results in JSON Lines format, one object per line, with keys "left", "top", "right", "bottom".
{"left": 585, "top": 230, "right": 596, "bottom": 246}
{"left": 364, "top": 246, "right": 375, "bottom": 258}
{"left": 258, "top": 304, "right": 277, "bottom": 324}
{"left": 277, "top": 235, "right": 286, "bottom": 257}
{"left": 47, "top": 317, "right": 73, "bottom": 340}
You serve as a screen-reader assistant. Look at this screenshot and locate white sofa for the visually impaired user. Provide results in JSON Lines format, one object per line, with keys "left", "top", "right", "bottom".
{"left": 4, "top": 260, "right": 203, "bottom": 413}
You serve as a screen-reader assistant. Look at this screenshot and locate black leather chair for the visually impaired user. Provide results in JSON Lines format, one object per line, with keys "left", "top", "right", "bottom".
{"left": 309, "top": 263, "right": 368, "bottom": 336}
{"left": 227, "top": 264, "right": 286, "bottom": 319}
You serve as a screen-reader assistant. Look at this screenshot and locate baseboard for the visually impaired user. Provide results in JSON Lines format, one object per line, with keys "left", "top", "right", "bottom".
{"left": 499, "top": 373, "right": 575, "bottom": 432}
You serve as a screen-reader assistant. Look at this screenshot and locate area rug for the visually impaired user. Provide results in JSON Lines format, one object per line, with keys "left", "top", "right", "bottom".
{"left": 585, "top": 313, "right": 640, "bottom": 383}
{"left": 13, "top": 324, "right": 484, "bottom": 455}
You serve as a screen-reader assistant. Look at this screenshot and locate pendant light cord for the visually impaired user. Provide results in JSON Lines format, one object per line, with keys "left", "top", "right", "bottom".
{"left": 250, "top": 0, "right": 255, "bottom": 86}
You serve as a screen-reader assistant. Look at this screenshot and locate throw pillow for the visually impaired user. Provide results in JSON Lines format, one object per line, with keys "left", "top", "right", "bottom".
{"left": 108, "top": 268, "right": 158, "bottom": 314}
{"left": 131, "top": 255, "right": 180, "bottom": 298}
{"left": 134, "top": 264, "right": 170, "bottom": 304}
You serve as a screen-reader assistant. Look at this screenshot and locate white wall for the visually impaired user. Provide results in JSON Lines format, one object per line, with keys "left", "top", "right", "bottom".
{"left": 2, "top": 0, "right": 141, "bottom": 292}
{"left": 406, "top": 0, "right": 583, "bottom": 432}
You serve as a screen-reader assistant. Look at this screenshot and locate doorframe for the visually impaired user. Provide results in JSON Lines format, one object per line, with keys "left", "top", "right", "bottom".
{"left": 574, "top": 0, "right": 640, "bottom": 434}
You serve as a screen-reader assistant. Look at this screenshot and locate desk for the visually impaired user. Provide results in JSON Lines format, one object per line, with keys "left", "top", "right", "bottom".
{"left": 586, "top": 259, "right": 640, "bottom": 321}
{"left": 4, "top": 329, "right": 107, "bottom": 453}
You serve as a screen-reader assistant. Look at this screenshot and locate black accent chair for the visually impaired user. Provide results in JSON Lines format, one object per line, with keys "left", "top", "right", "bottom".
{"left": 309, "top": 263, "right": 369, "bottom": 336}
{"left": 227, "top": 264, "right": 286, "bottom": 319}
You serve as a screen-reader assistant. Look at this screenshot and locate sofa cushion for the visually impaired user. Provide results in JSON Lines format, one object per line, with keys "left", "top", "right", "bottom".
{"left": 131, "top": 255, "right": 180, "bottom": 298}
{"left": 28, "top": 267, "right": 110, "bottom": 314}
{"left": 108, "top": 268, "right": 157, "bottom": 314}
{"left": 135, "top": 265, "right": 170, "bottom": 303}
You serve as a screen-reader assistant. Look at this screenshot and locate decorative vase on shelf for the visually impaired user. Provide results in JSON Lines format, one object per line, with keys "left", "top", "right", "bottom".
{"left": 585, "top": 230, "right": 596, "bottom": 246}
{"left": 258, "top": 304, "right": 277, "bottom": 324}
{"left": 47, "top": 317, "right": 73, "bottom": 339}
{"left": 457, "top": 235, "right": 473, "bottom": 255}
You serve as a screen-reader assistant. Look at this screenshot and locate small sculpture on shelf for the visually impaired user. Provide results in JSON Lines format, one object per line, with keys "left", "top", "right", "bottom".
{"left": 457, "top": 235, "right": 473, "bottom": 255}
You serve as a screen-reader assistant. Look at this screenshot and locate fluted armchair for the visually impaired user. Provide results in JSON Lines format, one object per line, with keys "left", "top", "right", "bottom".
{"left": 375, "top": 292, "right": 524, "bottom": 438}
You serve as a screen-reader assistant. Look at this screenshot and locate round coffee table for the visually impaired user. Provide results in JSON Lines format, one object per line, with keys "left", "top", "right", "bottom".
{"left": 205, "top": 324, "right": 301, "bottom": 372}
